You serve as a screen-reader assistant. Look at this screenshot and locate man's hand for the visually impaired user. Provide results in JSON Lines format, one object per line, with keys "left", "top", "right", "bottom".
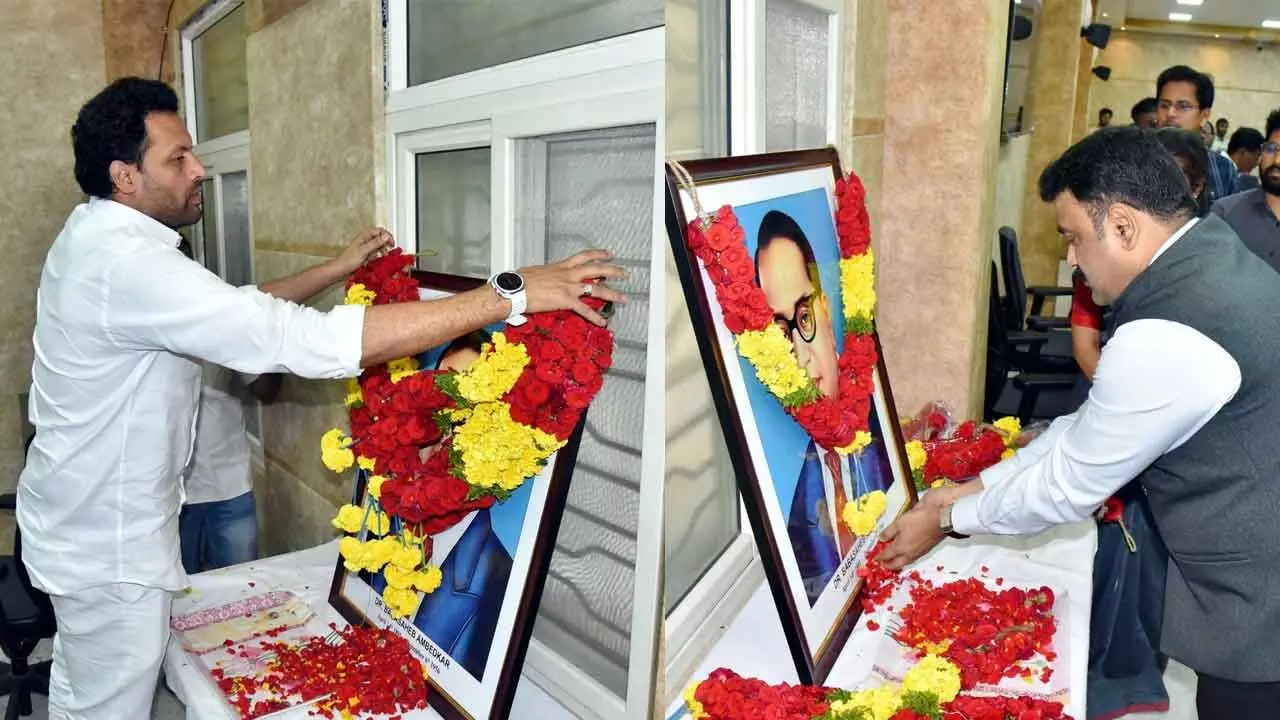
{"left": 520, "top": 249, "right": 628, "bottom": 326}
{"left": 334, "top": 227, "right": 395, "bottom": 275}
{"left": 878, "top": 503, "right": 946, "bottom": 570}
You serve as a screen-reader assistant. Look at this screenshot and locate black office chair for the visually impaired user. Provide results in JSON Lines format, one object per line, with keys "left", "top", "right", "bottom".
{"left": 985, "top": 264, "right": 1078, "bottom": 423}
{"left": 997, "top": 226, "right": 1073, "bottom": 332}
{"left": 0, "top": 437, "right": 54, "bottom": 719}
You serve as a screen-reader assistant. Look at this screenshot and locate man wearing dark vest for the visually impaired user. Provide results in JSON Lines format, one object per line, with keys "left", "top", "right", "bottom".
{"left": 879, "top": 126, "right": 1280, "bottom": 718}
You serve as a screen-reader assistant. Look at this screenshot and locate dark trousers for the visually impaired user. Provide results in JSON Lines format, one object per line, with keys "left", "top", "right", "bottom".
{"left": 1197, "top": 674, "right": 1280, "bottom": 720}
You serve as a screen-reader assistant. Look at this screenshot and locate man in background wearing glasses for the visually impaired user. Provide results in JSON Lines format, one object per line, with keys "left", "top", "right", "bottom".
{"left": 1156, "top": 65, "right": 1238, "bottom": 205}
{"left": 1212, "top": 110, "right": 1280, "bottom": 274}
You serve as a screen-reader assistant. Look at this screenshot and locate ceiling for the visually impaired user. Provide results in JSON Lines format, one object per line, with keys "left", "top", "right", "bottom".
{"left": 1096, "top": 0, "right": 1280, "bottom": 30}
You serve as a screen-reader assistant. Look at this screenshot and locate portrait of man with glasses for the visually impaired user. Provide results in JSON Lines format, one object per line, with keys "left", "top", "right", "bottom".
{"left": 753, "top": 209, "right": 894, "bottom": 606}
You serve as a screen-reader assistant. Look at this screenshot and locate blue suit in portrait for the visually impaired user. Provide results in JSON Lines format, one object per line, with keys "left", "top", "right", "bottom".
{"left": 786, "top": 404, "right": 893, "bottom": 606}
{"left": 411, "top": 509, "right": 513, "bottom": 680}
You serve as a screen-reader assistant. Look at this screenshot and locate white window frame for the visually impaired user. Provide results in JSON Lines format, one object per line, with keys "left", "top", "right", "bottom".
{"left": 663, "top": 0, "right": 845, "bottom": 708}
{"left": 729, "top": 0, "right": 843, "bottom": 155}
{"left": 385, "top": 17, "right": 665, "bottom": 720}
{"left": 179, "top": 0, "right": 263, "bottom": 462}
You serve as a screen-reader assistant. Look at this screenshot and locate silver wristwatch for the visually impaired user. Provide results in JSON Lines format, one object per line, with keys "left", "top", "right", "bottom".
{"left": 488, "top": 271, "right": 528, "bottom": 326}
{"left": 939, "top": 503, "right": 955, "bottom": 535}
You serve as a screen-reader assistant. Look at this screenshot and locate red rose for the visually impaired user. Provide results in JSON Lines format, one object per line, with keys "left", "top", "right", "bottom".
{"left": 536, "top": 362, "right": 565, "bottom": 385}
{"left": 564, "top": 387, "right": 594, "bottom": 410}
{"left": 521, "top": 378, "right": 551, "bottom": 406}
{"left": 569, "top": 361, "right": 598, "bottom": 385}
{"left": 539, "top": 340, "right": 566, "bottom": 363}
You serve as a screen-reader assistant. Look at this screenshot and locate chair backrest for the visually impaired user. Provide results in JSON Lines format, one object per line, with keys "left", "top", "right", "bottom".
{"left": 998, "top": 227, "right": 1027, "bottom": 330}
{"left": 984, "top": 262, "right": 1010, "bottom": 419}
{"left": 8, "top": 435, "right": 54, "bottom": 633}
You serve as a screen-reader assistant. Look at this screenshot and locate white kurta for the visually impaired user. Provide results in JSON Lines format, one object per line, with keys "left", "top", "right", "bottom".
{"left": 185, "top": 364, "right": 255, "bottom": 506}
{"left": 17, "top": 198, "right": 366, "bottom": 596}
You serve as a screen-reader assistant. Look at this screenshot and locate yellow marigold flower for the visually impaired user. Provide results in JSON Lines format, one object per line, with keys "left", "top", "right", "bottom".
{"left": 338, "top": 537, "right": 366, "bottom": 572}
{"left": 905, "top": 440, "right": 928, "bottom": 473}
{"left": 331, "top": 504, "right": 364, "bottom": 534}
{"left": 736, "top": 326, "right": 814, "bottom": 401}
{"left": 398, "top": 526, "right": 424, "bottom": 546}
{"left": 922, "top": 639, "right": 953, "bottom": 655}
{"left": 344, "top": 283, "right": 376, "bottom": 306}
{"left": 455, "top": 333, "right": 529, "bottom": 404}
{"left": 390, "top": 544, "right": 421, "bottom": 571}
{"left": 363, "top": 537, "right": 397, "bottom": 572}
{"left": 1001, "top": 448, "right": 1016, "bottom": 460}
{"left": 412, "top": 565, "right": 443, "bottom": 594}
{"left": 367, "top": 474, "right": 385, "bottom": 498}
{"left": 683, "top": 681, "right": 708, "bottom": 719}
{"left": 902, "top": 654, "right": 962, "bottom": 704}
{"left": 388, "top": 356, "right": 420, "bottom": 384}
{"left": 357, "top": 455, "right": 376, "bottom": 472}
{"left": 367, "top": 510, "right": 391, "bottom": 536}
{"left": 453, "top": 402, "right": 565, "bottom": 492}
{"left": 384, "top": 563, "right": 417, "bottom": 590}
{"left": 321, "top": 429, "right": 354, "bottom": 473}
{"left": 929, "top": 478, "right": 947, "bottom": 489}
{"left": 840, "top": 250, "right": 877, "bottom": 324}
{"left": 382, "top": 586, "right": 421, "bottom": 618}
{"left": 344, "top": 378, "right": 363, "bottom": 408}
{"left": 836, "top": 431, "right": 873, "bottom": 456}
{"left": 993, "top": 415, "right": 1022, "bottom": 446}
{"left": 843, "top": 490, "right": 888, "bottom": 536}
{"left": 837, "top": 685, "right": 902, "bottom": 720}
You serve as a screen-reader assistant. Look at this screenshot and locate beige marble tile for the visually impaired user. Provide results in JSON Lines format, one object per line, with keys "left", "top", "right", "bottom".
{"left": 1019, "top": 0, "right": 1085, "bottom": 287}
{"left": 257, "top": 457, "right": 342, "bottom": 557}
{"left": 878, "top": 0, "right": 1007, "bottom": 418}
{"left": 101, "top": 0, "right": 170, "bottom": 81}
{"left": 246, "top": 0, "right": 383, "bottom": 256}
{"left": 0, "top": 0, "right": 104, "bottom": 492}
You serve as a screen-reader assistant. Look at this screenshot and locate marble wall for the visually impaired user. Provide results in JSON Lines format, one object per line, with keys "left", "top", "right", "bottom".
{"left": 878, "top": 0, "right": 1009, "bottom": 418}
{"left": 1017, "top": 0, "right": 1085, "bottom": 288}
{"left": 1089, "top": 32, "right": 1280, "bottom": 136}
{"left": 245, "top": 0, "right": 384, "bottom": 555}
{"left": 0, "top": 1, "right": 105, "bottom": 531}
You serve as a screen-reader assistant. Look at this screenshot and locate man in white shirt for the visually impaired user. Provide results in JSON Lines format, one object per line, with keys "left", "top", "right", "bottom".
{"left": 18, "top": 77, "right": 626, "bottom": 720}
{"left": 177, "top": 229, "right": 384, "bottom": 574}
{"left": 879, "top": 126, "right": 1280, "bottom": 717}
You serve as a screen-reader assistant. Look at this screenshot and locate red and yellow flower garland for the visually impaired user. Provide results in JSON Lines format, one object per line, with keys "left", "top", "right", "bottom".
{"left": 685, "top": 173, "right": 884, "bottom": 533}
{"left": 321, "top": 250, "right": 613, "bottom": 617}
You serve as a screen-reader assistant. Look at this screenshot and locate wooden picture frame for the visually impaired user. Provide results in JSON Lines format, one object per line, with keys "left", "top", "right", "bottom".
{"left": 328, "top": 271, "right": 584, "bottom": 720}
{"left": 664, "top": 148, "right": 918, "bottom": 684}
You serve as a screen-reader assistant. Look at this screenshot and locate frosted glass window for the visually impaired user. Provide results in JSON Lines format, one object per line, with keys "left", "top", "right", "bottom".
{"left": 192, "top": 3, "right": 249, "bottom": 142}
{"left": 521, "top": 124, "right": 655, "bottom": 697}
{"left": 220, "top": 172, "right": 252, "bottom": 287}
{"left": 407, "top": 0, "right": 663, "bottom": 86}
{"left": 198, "top": 179, "right": 221, "bottom": 277}
{"left": 764, "top": 0, "right": 830, "bottom": 151}
{"left": 664, "top": 248, "right": 740, "bottom": 610}
{"left": 415, "top": 148, "right": 492, "bottom": 277}
{"left": 666, "top": 0, "right": 728, "bottom": 159}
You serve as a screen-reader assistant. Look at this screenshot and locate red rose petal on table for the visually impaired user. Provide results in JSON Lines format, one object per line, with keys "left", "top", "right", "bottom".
{"left": 866, "top": 620, "right": 880, "bottom": 631}
{"left": 981, "top": 565, "right": 989, "bottom": 573}
{"left": 996, "top": 577, "right": 1005, "bottom": 585}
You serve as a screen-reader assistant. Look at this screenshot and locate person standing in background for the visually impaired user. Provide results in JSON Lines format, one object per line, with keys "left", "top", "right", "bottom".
{"left": 1227, "top": 127, "right": 1264, "bottom": 193}
{"left": 1155, "top": 65, "right": 1238, "bottom": 204}
{"left": 1131, "top": 97, "right": 1158, "bottom": 129}
{"left": 1212, "top": 117, "right": 1230, "bottom": 154}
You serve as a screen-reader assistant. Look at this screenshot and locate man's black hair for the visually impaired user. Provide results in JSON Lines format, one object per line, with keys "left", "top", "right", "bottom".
{"left": 1131, "top": 97, "right": 1158, "bottom": 124}
{"left": 1156, "top": 65, "right": 1215, "bottom": 110}
{"left": 1100, "top": 107, "right": 1113, "bottom": 118}
{"left": 71, "top": 77, "right": 181, "bottom": 198}
{"left": 1266, "top": 109, "right": 1280, "bottom": 142}
{"left": 1228, "top": 127, "right": 1265, "bottom": 155}
{"left": 1154, "top": 127, "right": 1209, "bottom": 215}
{"left": 755, "top": 210, "right": 822, "bottom": 291}
{"left": 1038, "top": 126, "right": 1197, "bottom": 237}
{"left": 435, "top": 330, "right": 493, "bottom": 371}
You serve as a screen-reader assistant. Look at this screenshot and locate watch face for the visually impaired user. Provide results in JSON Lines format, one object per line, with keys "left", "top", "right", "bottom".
{"left": 495, "top": 272, "right": 524, "bottom": 293}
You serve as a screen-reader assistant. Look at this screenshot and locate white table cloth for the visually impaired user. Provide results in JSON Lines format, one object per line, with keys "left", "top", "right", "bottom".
{"left": 665, "top": 521, "right": 1098, "bottom": 719}
{"left": 163, "top": 540, "right": 571, "bottom": 719}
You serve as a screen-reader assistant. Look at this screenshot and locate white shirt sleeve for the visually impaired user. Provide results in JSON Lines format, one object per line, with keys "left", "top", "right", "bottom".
{"left": 103, "top": 245, "right": 366, "bottom": 379}
{"left": 951, "top": 319, "right": 1241, "bottom": 536}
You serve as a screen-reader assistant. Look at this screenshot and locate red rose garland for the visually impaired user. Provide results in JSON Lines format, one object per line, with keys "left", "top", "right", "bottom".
{"left": 684, "top": 174, "right": 879, "bottom": 454}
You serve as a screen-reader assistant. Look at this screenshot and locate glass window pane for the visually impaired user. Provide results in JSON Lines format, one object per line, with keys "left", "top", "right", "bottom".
{"left": 192, "top": 3, "right": 249, "bottom": 142}
{"left": 199, "top": 178, "right": 221, "bottom": 277}
{"left": 666, "top": 0, "right": 728, "bottom": 159}
{"left": 220, "top": 171, "right": 252, "bottom": 287}
{"left": 664, "top": 245, "right": 740, "bottom": 610}
{"left": 524, "top": 124, "right": 655, "bottom": 698}
{"left": 415, "top": 148, "right": 492, "bottom": 277}
{"left": 407, "top": 0, "right": 663, "bottom": 86}
{"left": 764, "top": 0, "right": 830, "bottom": 151}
